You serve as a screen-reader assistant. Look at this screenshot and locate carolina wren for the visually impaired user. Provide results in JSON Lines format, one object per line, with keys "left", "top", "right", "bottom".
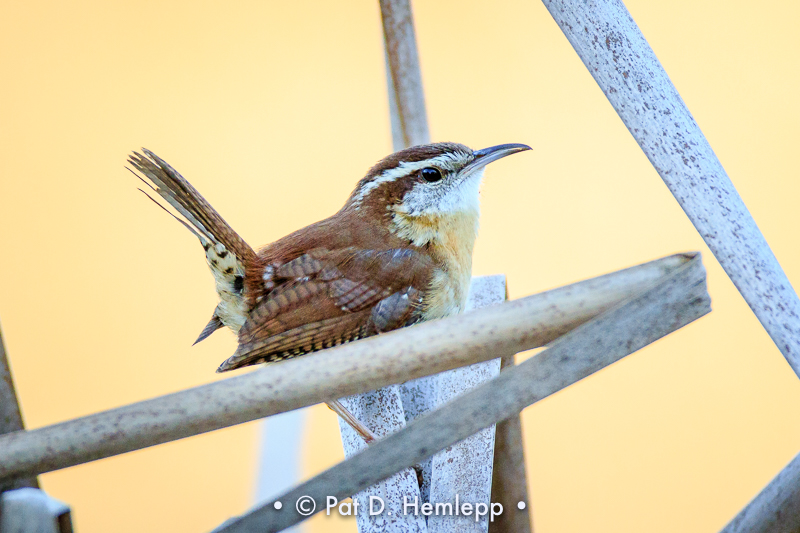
{"left": 128, "top": 142, "right": 529, "bottom": 439}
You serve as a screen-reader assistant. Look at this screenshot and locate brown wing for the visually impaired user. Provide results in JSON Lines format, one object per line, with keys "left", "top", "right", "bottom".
{"left": 216, "top": 247, "right": 431, "bottom": 372}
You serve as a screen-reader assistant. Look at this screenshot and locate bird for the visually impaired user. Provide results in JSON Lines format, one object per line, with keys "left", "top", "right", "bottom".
{"left": 127, "top": 142, "right": 530, "bottom": 441}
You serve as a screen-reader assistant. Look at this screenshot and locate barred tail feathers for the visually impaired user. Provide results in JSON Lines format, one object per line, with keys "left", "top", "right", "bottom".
{"left": 127, "top": 149, "right": 254, "bottom": 338}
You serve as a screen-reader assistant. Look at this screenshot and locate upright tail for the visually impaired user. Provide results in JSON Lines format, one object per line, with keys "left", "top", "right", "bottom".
{"left": 127, "top": 149, "right": 257, "bottom": 342}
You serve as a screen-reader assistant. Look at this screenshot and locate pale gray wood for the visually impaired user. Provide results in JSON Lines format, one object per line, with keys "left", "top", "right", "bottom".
{"left": 338, "top": 386, "right": 427, "bottom": 533}
{"left": 379, "top": 0, "right": 429, "bottom": 147}
{"left": 718, "top": 450, "right": 800, "bottom": 533}
{"left": 214, "top": 252, "right": 710, "bottom": 533}
{"left": 545, "top": 3, "right": 800, "bottom": 527}
{"left": 0, "top": 253, "right": 699, "bottom": 482}
{"left": 0, "top": 323, "right": 38, "bottom": 492}
{"left": 337, "top": 276, "right": 508, "bottom": 533}
{"left": 541, "top": 0, "right": 800, "bottom": 374}
{"left": 399, "top": 374, "right": 436, "bottom": 503}
{"left": 0, "top": 488, "right": 72, "bottom": 533}
{"left": 428, "top": 276, "right": 506, "bottom": 533}
{"left": 488, "top": 354, "right": 532, "bottom": 533}
{"left": 0, "top": 324, "right": 24, "bottom": 436}
{"left": 384, "top": 50, "right": 406, "bottom": 153}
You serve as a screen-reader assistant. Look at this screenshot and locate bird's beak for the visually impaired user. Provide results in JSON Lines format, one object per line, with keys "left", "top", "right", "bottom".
{"left": 461, "top": 143, "right": 531, "bottom": 178}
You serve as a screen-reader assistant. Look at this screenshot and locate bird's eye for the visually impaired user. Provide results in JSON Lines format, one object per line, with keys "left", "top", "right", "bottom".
{"left": 420, "top": 167, "right": 443, "bottom": 183}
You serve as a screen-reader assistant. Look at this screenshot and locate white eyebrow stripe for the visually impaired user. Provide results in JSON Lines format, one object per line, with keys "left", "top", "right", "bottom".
{"left": 350, "top": 152, "right": 466, "bottom": 207}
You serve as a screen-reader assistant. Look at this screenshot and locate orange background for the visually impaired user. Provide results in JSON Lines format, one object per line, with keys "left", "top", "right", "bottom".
{"left": 2, "top": 0, "right": 799, "bottom": 532}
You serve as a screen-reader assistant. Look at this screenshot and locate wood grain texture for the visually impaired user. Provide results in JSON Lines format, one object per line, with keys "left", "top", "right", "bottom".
{"left": 0, "top": 323, "right": 38, "bottom": 492}
{"left": 216, "top": 252, "right": 710, "bottom": 533}
{"left": 338, "top": 386, "right": 427, "bottom": 533}
{"left": 489, "top": 354, "right": 532, "bottom": 533}
{"left": 0, "top": 253, "right": 701, "bottom": 482}
{"left": 0, "top": 489, "right": 72, "bottom": 533}
{"left": 719, "top": 450, "right": 800, "bottom": 533}
{"left": 428, "top": 275, "right": 506, "bottom": 533}
{"left": 541, "top": 0, "right": 800, "bottom": 373}
{"left": 336, "top": 276, "right": 508, "bottom": 533}
{"left": 542, "top": 3, "right": 800, "bottom": 527}
{"left": 379, "top": 0, "right": 429, "bottom": 148}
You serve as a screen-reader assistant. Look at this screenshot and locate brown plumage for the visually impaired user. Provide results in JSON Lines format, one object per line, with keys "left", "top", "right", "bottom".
{"left": 127, "top": 142, "right": 529, "bottom": 374}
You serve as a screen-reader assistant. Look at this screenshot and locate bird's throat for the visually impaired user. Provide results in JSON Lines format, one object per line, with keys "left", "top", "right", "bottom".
{"left": 389, "top": 208, "right": 479, "bottom": 320}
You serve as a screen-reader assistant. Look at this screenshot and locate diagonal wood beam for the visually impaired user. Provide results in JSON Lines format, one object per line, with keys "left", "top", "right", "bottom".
{"left": 0, "top": 323, "right": 38, "bottom": 492}
{"left": 213, "top": 248, "right": 710, "bottom": 533}
{"left": 541, "top": 2, "right": 800, "bottom": 528}
{"left": 540, "top": 0, "right": 800, "bottom": 374}
{"left": 718, "top": 450, "right": 800, "bottom": 533}
{"left": 0, "top": 253, "right": 698, "bottom": 483}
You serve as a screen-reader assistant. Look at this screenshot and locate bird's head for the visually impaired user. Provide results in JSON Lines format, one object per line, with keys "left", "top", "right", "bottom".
{"left": 347, "top": 142, "right": 530, "bottom": 248}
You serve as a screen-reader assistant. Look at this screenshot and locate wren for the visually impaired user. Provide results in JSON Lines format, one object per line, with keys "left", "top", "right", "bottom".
{"left": 128, "top": 142, "right": 530, "bottom": 440}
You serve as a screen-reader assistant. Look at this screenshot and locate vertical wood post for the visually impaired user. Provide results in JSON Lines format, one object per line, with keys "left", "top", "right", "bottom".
{"left": 379, "top": 0, "right": 430, "bottom": 148}
{"left": 338, "top": 389, "right": 427, "bottom": 533}
{"left": 0, "top": 488, "right": 72, "bottom": 533}
{"left": 427, "top": 276, "right": 505, "bottom": 533}
{"left": 489, "top": 354, "right": 532, "bottom": 533}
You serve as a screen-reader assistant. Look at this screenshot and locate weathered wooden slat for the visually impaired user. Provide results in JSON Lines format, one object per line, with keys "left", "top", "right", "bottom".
{"left": 542, "top": 2, "right": 800, "bottom": 527}
{"left": 428, "top": 276, "right": 506, "bottom": 533}
{"left": 379, "top": 0, "right": 429, "bottom": 148}
{"left": 0, "top": 323, "right": 38, "bottom": 492}
{"left": 338, "top": 386, "right": 427, "bottom": 533}
{"left": 718, "top": 450, "right": 800, "bottom": 533}
{"left": 0, "top": 488, "right": 72, "bottom": 533}
{"left": 214, "top": 251, "right": 710, "bottom": 533}
{"left": 489, "top": 354, "right": 533, "bottom": 533}
{"left": 0, "top": 253, "right": 699, "bottom": 482}
{"left": 541, "top": 0, "right": 800, "bottom": 373}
